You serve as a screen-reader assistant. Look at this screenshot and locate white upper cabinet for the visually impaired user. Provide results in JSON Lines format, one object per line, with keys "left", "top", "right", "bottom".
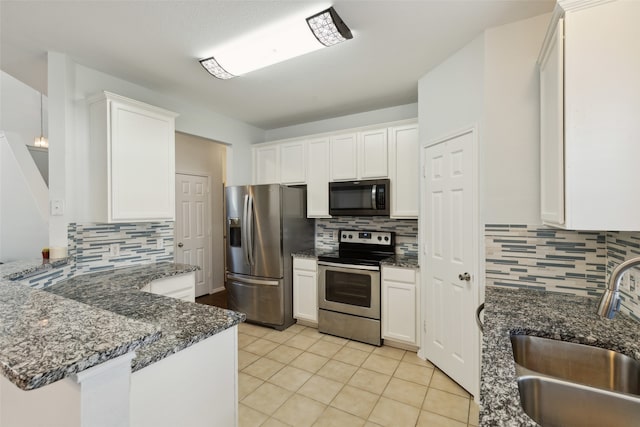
{"left": 389, "top": 124, "right": 419, "bottom": 218}
{"left": 279, "top": 140, "right": 306, "bottom": 184}
{"left": 253, "top": 144, "right": 280, "bottom": 184}
{"left": 88, "top": 92, "right": 178, "bottom": 223}
{"left": 540, "top": 17, "right": 565, "bottom": 226}
{"left": 539, "top": 1, "right": 640, "bottom": 230}
{"left": 358, "top": 128, "right": 388, "bottom": 179}
{"left": 306, "top": 137, "right": 331, "bottom": 218}
{"left": 330, "top": 133, "right": 358, "bottom": 181}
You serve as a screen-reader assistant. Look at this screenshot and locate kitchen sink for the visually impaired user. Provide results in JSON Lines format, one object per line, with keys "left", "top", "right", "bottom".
{"left": 510, "top": 334, "right": 640, "bottom": 427}
{"left": 518, "top": 375, "right": 640, "bottom": 427}
{"left": 510, "top": 334, "right": 640, "bottom": 394}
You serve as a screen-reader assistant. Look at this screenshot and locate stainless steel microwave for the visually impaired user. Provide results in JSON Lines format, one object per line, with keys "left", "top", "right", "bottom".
{"left": 329, "top": 179, "right": 390, "bottom": 216}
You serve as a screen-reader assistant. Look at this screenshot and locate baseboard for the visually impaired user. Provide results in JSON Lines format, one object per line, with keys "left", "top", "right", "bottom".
{"left": 382, "top": 338, "right": 419, "bottom": 352}
{"left": 295, "top": 319, "right": 318, "bottom": 328}
{"left": 211, "top": 286, "right": 225, "bottom": 294}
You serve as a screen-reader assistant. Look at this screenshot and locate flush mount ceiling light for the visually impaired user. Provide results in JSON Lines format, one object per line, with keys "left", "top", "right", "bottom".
{"left": 199, "top": 6, "right": 353, "bottom": 79}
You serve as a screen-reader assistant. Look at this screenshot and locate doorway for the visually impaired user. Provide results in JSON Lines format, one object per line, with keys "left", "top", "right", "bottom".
{"left": 175, "top": 132, "right": 226, "bottom": 298}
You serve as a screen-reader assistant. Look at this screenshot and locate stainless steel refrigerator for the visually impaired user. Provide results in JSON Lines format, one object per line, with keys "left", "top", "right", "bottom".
{"left": 225, "top": 184, "right": 314, "bottom": 330}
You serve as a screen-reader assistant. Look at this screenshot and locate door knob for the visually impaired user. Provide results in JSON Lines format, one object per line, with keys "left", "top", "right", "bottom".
{"left": 178, "top": 242, "right": 184, "bottom": 248}
{"left": 458, "top": 272, "right": 471, "bottom": 281}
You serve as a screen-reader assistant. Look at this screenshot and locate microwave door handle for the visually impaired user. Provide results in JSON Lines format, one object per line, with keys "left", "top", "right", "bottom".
{"left": 371, "top": 184, "right": 377, "bottom": 209}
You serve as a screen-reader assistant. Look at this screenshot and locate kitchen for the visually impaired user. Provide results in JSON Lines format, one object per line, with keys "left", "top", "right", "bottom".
{"left": 1, "top": 1, "right": 640, "bottom": 426}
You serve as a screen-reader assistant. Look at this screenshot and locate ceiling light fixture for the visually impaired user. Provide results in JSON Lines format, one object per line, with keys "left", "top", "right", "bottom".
{"left": 199, "top": 6, "right": 353, "bottom": 79}
{"left": 34, "top": 93, "right": 48, "bottom": 148}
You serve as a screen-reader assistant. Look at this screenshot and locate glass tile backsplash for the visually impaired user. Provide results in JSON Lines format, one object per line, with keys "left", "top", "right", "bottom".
{"left": 316, "top": 217, "right": 418, "bottom": 256}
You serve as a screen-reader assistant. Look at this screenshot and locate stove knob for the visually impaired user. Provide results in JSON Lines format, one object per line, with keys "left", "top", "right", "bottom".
{"left": 342, "top": 234, "right": 346, "bottom": 239}
{"left": 377, "top": 236, "right": 382, "bottom": 241}
{"left": 384, "top": 236, "right": 389, "bottom": 241}
{"left": 348, "top": 234, "right": 353, "bottom": 239}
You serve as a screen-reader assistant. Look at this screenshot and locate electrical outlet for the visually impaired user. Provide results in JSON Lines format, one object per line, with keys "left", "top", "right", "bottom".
{"left": 156, "top": 239, "right": 164, "bottom": 250}
{"left": 50, "top": 200, "right": 65, "bottom": 216}
{"left": 109, "top": 243, "right": 120, "bottom": 257}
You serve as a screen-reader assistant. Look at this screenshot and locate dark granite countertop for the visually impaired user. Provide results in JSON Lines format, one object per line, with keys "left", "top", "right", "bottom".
{"left": 0, "top": 277, "right": 160, "bottom": 390}
{"left": 45, "top": 262, "right": 245, "bottom": 372}
{"left": 292, "top": 250, "right": 419, "bottom": 268}
{"left": 481, "top": 286, "right": 640, "bottom": 426}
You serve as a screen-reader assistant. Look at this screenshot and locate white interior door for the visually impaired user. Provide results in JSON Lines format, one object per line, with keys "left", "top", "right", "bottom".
{"left": 421, "top": 129, "right": 479, "bottom": 397}
{"left": 175, "top": 174, "right": 211, "bottom": 297}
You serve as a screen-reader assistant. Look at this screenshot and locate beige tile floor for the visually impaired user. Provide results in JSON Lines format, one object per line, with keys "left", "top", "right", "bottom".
{"left": 237, "top": 322, "right": 480, "bottom": 427}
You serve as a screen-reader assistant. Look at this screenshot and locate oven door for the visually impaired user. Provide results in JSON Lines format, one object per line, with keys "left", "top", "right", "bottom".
{"left": 318, "top": 262, "right": 381, "bottom": 319}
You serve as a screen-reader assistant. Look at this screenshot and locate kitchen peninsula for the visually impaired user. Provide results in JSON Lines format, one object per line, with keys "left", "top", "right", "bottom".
{"left": 0, "top": 261, "right": 244, "bottom": 427}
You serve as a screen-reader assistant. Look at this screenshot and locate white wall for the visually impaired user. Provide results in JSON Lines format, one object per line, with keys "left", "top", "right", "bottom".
{"left": 47, "top": 52, "right": 264, "bottom": 247}
{"left": 0, "top": 71, "right": 49, "bottom": 261}
{"left": 483, "top": 14, "right": 549, "bottom": 224}
{"left": 418, "top": 13, "right": 549, "bottom": 225}
{"left": 418, "top": 36, "right": 485, "bottom": 145}
{"left": 264, "top": 103, "right": 418, "bottom": 141}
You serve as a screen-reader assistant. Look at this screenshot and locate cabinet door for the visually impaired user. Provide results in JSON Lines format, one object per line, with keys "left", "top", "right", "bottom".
{"left": 254, "top": 145, "right": 280, "bottom": 184}
{"left": 359, "top": 128, "right": 388, "bottom": 179}
{"left": 146, "top": 272, "right": 196, "bottom": 302}
{"left": 307, "top": 137, "right": 331, "bottom": 218}
{"left": 389, "top": 124, "right": 419, "bottom": 218}
{"left": 280, "top": 140, "right": 306, "bottom": 184}
{"left": 330, "top": 133, "right": 358, "bottom": 181}
{"left": 382, "top": 267, "right": 417, "bottom": 345}
{"left": 539, "top": 18, "right": 565, "bottom": 226}
{"left": 110, "top": 100, "right": 175, "bottom": 222}
{"left": 293, "top": 258, "right": 318, "bottom": 324}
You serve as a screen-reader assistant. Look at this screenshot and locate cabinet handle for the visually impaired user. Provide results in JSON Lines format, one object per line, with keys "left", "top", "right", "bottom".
{"left": 178, "top": 243, "right": 184, "bottom": 248}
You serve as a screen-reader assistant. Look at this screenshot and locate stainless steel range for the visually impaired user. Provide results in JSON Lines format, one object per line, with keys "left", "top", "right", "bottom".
{"left": 317, "top": 230, "right": 395, "bottom": 346}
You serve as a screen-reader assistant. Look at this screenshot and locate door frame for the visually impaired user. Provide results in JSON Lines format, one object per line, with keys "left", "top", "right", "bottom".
{"left": 418, "top": 124, "right": 483, "bottom": 400}
{"left": 175, "top": 171, "right": 213, "bottom": 296}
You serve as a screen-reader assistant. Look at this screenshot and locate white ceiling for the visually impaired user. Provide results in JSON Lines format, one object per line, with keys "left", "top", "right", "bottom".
{"left": 0, "top": 1, "right": 554, "bottom": 130}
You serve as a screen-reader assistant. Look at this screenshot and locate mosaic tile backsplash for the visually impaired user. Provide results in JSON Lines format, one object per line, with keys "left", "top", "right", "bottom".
{"left": 316, "top": 217, "right": 418, "bottom": 256}
{"left": 606, "top": 231, "right": 640, "bottom": 321}
{"left": 20, "top": 222, "right": 174, "bottom": 288}
{"left": 486, "top": 225, "right": 640, "bottom": 322}
{"left": 73, "top": 222, "right": 174, "bottom": 274}
{"left": 485, "top": 224, "right": 607, "bottom": 296}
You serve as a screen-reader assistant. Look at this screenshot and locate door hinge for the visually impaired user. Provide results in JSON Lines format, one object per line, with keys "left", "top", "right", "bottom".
{"left": 423, "top": 320, "right": 427, "bottom": 333}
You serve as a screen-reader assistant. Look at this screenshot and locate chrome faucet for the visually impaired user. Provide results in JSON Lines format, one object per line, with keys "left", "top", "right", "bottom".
{"left": 597, "top": 256, "right": 640, "bottom": 319}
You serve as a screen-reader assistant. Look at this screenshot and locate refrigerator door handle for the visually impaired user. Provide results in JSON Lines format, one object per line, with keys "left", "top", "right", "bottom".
{"left": 248, "top": 194, "right": 255, "bottom": 266}
{"left": 242, "top": 194, "right": 250, "bottom": 266}
{"left": 226, "top": 273, "right": 279, "bottom": 286}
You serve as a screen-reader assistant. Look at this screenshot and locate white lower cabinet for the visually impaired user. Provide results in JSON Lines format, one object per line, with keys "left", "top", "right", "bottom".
{"left": 141, "top": 272, "right": 196, "bottom": 302}
{"left": 382, "top": 266, "right": 419, "bottom": 346}
{"left": 293, "top": 257, "right": 318, "bottom": 325}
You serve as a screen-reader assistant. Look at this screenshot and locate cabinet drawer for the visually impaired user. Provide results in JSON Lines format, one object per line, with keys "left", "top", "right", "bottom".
{"left": 293, "top": 257, "right": 317, "bottom": 272}
{"left": 382, "top": 267, "right": 416, "bottom": 284}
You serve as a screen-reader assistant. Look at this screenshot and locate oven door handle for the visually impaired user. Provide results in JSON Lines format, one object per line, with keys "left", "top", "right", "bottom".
{"left": 318, "top": 261, "right": 380, "bottom": 271}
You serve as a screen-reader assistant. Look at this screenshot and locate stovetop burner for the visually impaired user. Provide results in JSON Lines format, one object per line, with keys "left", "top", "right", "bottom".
{"left": 318, "top": 230, "right": 395, "bottom": 266}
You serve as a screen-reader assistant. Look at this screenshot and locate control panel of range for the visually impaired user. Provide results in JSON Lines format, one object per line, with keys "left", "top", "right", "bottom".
{"left": 339, "top": 230, "right": 393, "bottom": 246}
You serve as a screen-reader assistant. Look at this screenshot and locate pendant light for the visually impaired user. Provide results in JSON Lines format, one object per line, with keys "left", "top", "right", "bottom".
{"left": 34, "top": 93, "right": 48, "bottom": 148}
